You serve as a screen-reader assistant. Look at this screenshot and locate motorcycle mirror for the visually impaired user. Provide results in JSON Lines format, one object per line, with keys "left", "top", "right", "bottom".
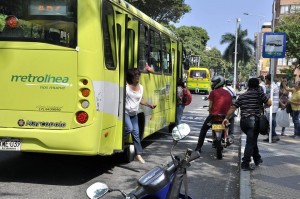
{"left": 86, "top": 182, "right": 109, "bottom": 199}
{"left": 172, "top": 123, "right": 190, "bottom": 141}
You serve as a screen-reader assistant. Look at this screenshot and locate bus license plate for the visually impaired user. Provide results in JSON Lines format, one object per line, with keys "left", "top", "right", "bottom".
{"left": 212, "top": 124, "right": 224, "bottom": 130}
{"left": 0, "top": 139, "right": 21, "bottom": 151}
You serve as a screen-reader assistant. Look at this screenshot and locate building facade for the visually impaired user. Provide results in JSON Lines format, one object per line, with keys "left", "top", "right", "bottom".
{"left": 273, "top": 0, "right": 300, "bottom": 82}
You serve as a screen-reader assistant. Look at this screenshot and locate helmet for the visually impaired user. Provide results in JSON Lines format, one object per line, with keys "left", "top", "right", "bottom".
{"left": 225, "top": 80, "right": 232, "bottom": 86}
{"left": 211, "top": 76, "right": 225, "bottom": 90}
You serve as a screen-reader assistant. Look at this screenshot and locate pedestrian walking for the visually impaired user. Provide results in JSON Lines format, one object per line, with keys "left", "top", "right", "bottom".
{"left": 176, "top": 78, "right": 186, "bottom": 125}
{"left": 222, "top": 78, "right": 272, "bottom": 170}
{"left": 283, "top": 80, "right": 300, "bottom": 139}
{"left": 278, "top": 77, "right": 290, "bottom": 136}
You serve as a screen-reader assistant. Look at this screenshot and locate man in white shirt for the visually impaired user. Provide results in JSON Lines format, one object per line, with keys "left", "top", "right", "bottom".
{"left": 223, "top": 80, "right": 236, "bottom": 140}
{"left": 264, "top": 74, "right": 280, "bottom": 143}
{"left": 258, "top": 75, "right": 266, "bottom": 93}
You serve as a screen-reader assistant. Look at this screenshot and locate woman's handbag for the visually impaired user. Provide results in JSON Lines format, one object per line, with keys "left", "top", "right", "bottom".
{"left": 259, "top": 114, "right": 270, "bottom": 135}
{"left": 286, "top": 103, "right": 292, "bottom": 114}
{"left": 258, "top": 96, "right": 270, "bottom": 135}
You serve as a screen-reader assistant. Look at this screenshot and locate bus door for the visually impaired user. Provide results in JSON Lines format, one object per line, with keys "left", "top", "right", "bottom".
{"left": 113, "top": 13, "right": 139, "bottom": 151}
{"left": 166, "top": 40, "right": 178, "bottom": 123}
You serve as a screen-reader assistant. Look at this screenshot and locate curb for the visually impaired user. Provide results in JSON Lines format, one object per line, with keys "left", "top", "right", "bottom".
{"left": 240, "top": 133, "right": 251, "bottom": 199}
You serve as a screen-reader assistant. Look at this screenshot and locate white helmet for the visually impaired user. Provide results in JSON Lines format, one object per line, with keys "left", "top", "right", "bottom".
{"left": 211, "top": 76, "right": 225, "bottom": 90}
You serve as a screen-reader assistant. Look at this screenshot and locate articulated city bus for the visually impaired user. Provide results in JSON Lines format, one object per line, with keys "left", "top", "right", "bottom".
{"left": 187, "top": 67, "right": 211, "bottom": 94}
{"left": 0, "top": 0, "right": 188, "bottom": 161}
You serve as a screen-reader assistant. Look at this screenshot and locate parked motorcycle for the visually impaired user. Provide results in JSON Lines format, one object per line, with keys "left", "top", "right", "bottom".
{"left": 86, "top": 123, "right": 200, "bottom": 199}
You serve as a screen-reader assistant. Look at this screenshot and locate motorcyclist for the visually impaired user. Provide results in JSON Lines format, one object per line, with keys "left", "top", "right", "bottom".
{"left": 195, "top": 76, "right": 232, "bottom": 152}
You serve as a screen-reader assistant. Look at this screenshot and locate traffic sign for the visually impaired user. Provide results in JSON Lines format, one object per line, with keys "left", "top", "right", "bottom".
{"left": 262, "top": 32, "right": 286, "bottom": 58}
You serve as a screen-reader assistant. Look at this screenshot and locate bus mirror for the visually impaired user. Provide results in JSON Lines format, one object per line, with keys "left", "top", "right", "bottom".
{"left": 183, "top": 59, "right": 190, "bottom": 70}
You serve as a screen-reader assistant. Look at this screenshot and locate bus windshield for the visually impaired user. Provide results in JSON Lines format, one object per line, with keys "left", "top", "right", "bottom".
{"left": 190, "top": 70, "right": 207, "bottom": 78}
{"left": 0, "top": 0, "right": 77, "bottom": 48}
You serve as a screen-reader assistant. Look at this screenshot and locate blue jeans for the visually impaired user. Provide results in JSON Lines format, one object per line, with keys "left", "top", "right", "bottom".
{"left": 267, "top": 113, "right": 278, "bottom": 137}
{"left": 176, "top": 104, "right": 185, "bottom": 125}
{"left": 124, "top": 114, "right": 143, "bottom": 155}
{"left": 292, "top": 110, "right": 300, "bottom": 136}
{"left": 240, "top": 116, "right": 261, "bottom": 163}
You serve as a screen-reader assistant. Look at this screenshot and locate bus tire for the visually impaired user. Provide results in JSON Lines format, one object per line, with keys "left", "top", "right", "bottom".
{"left": 122, "top": 144, "right": 135, "bottom": 163}
{"left": 168, "top": 122, "right": 176, "bottom": 133}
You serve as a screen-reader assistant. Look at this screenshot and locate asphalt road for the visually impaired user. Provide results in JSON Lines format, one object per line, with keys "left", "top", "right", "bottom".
{"left": 0, "top": 93, "right": 240, "bottom": 199}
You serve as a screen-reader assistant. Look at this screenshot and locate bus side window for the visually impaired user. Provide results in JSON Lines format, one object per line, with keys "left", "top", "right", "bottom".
{"left": 138, "top": 23, "right": 148, "bottom": 72}
{"left": 101, "top": 1, "right": 116, "bottom": 69}
{"left": 149, "top": 29, "right": 161, "bottom": 73}
{"left": 162, "top": 34, "right": 171, "bottom": 74}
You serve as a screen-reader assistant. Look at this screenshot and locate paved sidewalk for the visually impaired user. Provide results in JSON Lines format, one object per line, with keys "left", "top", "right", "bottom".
{"left": 239, "top": 119, "right": 300, "bottom": 199}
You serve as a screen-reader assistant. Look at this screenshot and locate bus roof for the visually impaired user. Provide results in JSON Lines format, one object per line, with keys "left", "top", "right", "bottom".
{"left": 109, "top": 0, "right": 177, "bottom": 39}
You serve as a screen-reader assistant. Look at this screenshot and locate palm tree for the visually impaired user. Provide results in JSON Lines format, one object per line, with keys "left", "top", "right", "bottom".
{"left": 220, "top": 24, "right": 254, "bottom": 67}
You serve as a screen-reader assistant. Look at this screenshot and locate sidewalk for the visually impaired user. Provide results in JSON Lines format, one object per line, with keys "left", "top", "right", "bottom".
{"left": 239, "top": 118, "right": 300, "bottom": 199}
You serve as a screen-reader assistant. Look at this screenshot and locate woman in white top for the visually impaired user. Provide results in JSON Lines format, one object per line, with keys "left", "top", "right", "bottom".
{"left": 125, "top": 68, "right": 156, "bottom": 163}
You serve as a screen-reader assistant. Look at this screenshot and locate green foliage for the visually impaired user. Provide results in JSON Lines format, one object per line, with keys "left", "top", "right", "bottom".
{"left": 200, "top": 48, "right": 222, "bottom": 68}
{"left": 220, "top": 24, "right": 254, "bottom": 81}
{"left": 126, "top": 0, "right": 191, "bottom": 24}
{"left": 0, "top": 14, "right": 7, "bottom": 31}
{"left": 280, "top": 66, "right": 295, "bottom": 84}
{"left": 173, "top": 26, "right": 209, "bottom": 55}
{"left": 275, "top": 13, "right": 300, "bottom": 68}
{"left": 220, "top": 24, "right": 254, "bottom": 66}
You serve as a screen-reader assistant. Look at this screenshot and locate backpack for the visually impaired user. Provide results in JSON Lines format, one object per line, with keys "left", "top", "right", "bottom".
{"left": 182, "top": 88, "right": 192, "bottom": 106}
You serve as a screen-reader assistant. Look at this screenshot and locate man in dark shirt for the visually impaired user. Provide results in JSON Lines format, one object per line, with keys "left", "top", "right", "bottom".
{"left": 223, "top": 78, "right": 272, "bottom": 171}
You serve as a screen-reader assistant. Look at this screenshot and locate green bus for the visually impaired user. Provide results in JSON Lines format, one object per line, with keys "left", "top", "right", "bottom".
{"left": 0, "top": 0, "right": 189, "bottom": 161}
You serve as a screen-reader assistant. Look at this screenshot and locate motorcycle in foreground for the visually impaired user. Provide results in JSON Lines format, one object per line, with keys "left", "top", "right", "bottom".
{"left": 86, "top": 123, "right": 200, "bottom": 199}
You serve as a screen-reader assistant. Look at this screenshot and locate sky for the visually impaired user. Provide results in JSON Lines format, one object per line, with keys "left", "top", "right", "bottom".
{"left": 174, "top": 0, "right": 274, "bottom": 53}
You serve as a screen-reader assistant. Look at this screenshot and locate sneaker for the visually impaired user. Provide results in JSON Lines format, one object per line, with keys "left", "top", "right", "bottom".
{"left": 272, "top": 136, "right": 280, "bottom": 141}
{"left": 254, "top": 159, "right": 263, "bottom": 166}
{"left": 263, "top": 137, "right": 270, "bottom": 142}
{"left": 241, "top": 162, "right": 255, "bottom": 171}
{"left": 281, "top": 132, "right": 286, "bottom": 136}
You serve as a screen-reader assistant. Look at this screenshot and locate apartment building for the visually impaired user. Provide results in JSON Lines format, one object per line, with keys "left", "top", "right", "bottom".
{"left": 273, "top": 0, "right": 300, "bottom": 81}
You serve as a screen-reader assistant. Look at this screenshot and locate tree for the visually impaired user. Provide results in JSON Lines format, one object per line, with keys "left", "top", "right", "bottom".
{"left": 275, "top": 13, "right": 300, "bottom": 69}
{"left": 173, "top": 26, "right": 209, "bottom": 55}
{"left": 220, "top": 24, "right": 254, "bottom": 67}
{"left": 126, "top": 0, "right": 191, "bottom": 24}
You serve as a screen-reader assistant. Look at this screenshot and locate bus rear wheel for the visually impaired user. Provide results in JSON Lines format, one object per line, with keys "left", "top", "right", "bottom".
{"left": 122, "top": 144, "right": 135, "bottom": 163}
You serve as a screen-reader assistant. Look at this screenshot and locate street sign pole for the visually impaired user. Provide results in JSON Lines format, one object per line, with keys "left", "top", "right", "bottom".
{"left": 262, "top": 32, "right": 286, "bottom": 143}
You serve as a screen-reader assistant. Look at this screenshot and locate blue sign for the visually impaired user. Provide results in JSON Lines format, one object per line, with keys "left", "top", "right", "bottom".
{"left": 262, "top": 32, "right": 286, "bottom": 58}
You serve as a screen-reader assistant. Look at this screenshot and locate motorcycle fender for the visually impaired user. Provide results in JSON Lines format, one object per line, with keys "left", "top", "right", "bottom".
{"left": 215, "top": 131, "right": 223, "bottom": 140}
